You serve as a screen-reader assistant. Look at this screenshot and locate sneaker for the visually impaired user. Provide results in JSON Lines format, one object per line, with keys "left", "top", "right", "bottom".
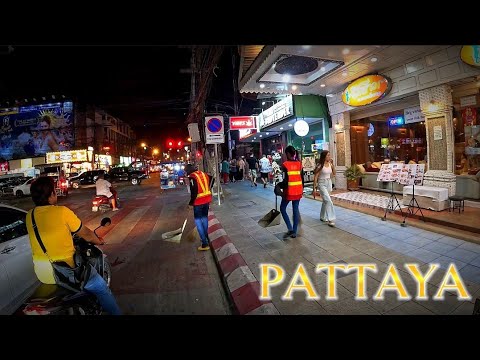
{"left": 328, "top": 221, "right": 336, "bottom": 227}
{"left": 320, "top": 218, "right": 327, "bottom": 222}
{"left": 290, "top": 233, "right": 297, "bottom": 238}
{"left": 112, "top": 208, "right": 119, "bottom": 211}
{"left": 264, "top": 183, "right": 266, "bottom": 188}
{"left": 283, "top": 230, "right": 294, "bottom": 239}
{"left": 198, "top": 245, "right": 210, "bottom": 251}
{"left": 254, "top": 183, "right": 257, "bottom": 187}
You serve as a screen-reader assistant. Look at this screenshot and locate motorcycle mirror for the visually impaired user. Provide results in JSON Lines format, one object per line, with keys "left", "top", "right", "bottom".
{"left": 100, "top": 217, "right": 112, "bottom": 227}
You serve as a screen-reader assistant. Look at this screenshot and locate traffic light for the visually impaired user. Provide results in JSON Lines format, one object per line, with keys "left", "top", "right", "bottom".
{"left": 167, "top": 139, "right": 173, "bottom": 148}
{"left": 177, "top": 140, "right": 183, "bottom": 148}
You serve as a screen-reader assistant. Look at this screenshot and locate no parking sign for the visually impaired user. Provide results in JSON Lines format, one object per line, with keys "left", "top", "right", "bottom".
{"left": 205, "top": 116, "right": 225, "bottom": 144}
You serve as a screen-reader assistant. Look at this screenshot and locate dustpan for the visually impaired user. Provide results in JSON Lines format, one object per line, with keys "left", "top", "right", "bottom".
{"left": 258, "top": 183, "right": 282, "bottom": 227}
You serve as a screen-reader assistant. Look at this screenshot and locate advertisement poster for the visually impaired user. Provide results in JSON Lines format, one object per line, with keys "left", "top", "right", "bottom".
{"left": 0, "top": 161, "right": 8, "bottom": 172}
{"left": 0, "top": 102, "right": 74, "bottom": 160}
{"left": 461, "top": 107, "right": 477, "bottom": 126}
{"left": 465, "top": 125, "right": 480, "bottom": 155}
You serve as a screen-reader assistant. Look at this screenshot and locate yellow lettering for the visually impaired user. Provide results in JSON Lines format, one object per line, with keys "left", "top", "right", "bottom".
{"left": 282, "top": 264, "right": 319, "bottom": 300}
{"left": 374, "top": 264, "right": 411, "bottom": 300}
{"left": 316, "top": 264, "right": 347, "bottom": 300}
{"left": 260, "top": 264, "right": 285, "bottom": 300}
{"left": 347, "top": 264, "right": 377, "bottom": 300}
{"left": 405, "top": 263, "right": 438, "bottom": 300}
{"left": 434, "top": 264, "right": 471, "bottom": 301}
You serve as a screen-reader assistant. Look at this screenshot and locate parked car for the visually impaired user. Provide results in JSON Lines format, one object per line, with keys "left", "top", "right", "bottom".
{"left": 0, "top": 204, "right": 39, "bottom": 315}
{"left": 12, "top": 177, "right": 35, "bottom": 197}
{"left": 105, "top": 166, "right": 146, "bottom": 185}
{"left": 69, "top": 170, "right": 105, "bottom": 189}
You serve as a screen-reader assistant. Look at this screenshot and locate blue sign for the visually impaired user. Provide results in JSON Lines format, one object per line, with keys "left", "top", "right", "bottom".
{"left": 207, "top": 118, "right": 223, "bottom": 133}
{"left": 0, "top": 102, "right": 74, "bottom": 160}
{"left": 388, "top": 115, "right": 405, "bottom": 126}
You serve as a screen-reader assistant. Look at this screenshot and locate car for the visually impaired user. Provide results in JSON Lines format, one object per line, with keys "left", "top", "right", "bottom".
{"left": 12, "top": 177, "right": 35, "bottom": 197}
{"left": 0, "top": 204, "right": 39, "bottom": 315}
{"left": 69, "top": 170, "right": 105, "bottom": 189}
{"left": 105, "top": 166, "right": 146, "bottom": 185}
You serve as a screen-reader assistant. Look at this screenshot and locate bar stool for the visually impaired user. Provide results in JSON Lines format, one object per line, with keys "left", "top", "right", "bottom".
{"left": 448, "top": 196, "right": 465, "bottom": 213}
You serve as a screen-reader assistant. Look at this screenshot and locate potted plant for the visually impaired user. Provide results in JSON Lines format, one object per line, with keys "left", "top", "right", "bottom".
{"left": 344, "top": 164, "right": 365, "bottom": 190}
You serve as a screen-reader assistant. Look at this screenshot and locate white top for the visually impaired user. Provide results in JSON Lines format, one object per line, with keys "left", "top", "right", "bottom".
{"left": 96, "top": 179, "right": 113, "bottom": 198}
{"left": 318, "top": 165, "right": 332, "bottom": 179}
{"left": 259, "top": 157, "right": 270, "bottom": 173}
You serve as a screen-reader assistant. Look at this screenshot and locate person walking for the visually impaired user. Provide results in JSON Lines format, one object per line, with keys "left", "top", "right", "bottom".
{"left": 259, "top": 154, "right": 271, "bottom": 188}
{"left": 313, "top": 150, "right": 336, "bottom": 227}
{"left": 221, "top": 159, "right": 230, "bottom": 184}
{"left": 229, "top": 158, "right": 238, "bottom": 183}
{"left": 238, "top": 156, "right": 246, "bottom": 181}
{"left": 246, "top": 153, "right": 258, "bottom": 187}
{"left": 278, "top": 146, "right": 304, "bottom": 239}
{"left": 186, "top": 164, "right": 214, "bottom": 251}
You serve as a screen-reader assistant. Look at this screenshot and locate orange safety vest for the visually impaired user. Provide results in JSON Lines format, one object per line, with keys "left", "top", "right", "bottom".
{"left": 189, "top": 171, "right": 212, "bottom": 205}
{"left": 283, "top": 161, "right": 303, "bottom": 200}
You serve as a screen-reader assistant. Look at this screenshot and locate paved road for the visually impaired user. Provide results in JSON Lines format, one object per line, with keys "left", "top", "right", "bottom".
{"left": 3, "top": 174, "right": 231, "bottom": 315}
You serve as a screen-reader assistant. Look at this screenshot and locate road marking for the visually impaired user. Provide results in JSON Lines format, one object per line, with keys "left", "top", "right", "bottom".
{"left": 103, "top": 206, "right": 150, "bottom": 244}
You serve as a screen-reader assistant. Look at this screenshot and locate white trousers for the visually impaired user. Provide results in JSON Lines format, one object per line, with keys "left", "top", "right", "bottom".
{"left": 318, "top": 178, "right": 336, "bottom": 221}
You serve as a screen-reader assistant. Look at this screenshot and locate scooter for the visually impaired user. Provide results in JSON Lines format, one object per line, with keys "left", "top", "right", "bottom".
{"left": 20, "top": 218, "right": 113, "bottom": 315}
{"left": 92, "top": 188, "right": 120, "bottom": 212}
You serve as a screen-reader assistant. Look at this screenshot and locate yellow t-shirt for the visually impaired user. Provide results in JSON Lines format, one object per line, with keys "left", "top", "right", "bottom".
{"left": 26, "top": 205, "right": 82, "bottom": 284}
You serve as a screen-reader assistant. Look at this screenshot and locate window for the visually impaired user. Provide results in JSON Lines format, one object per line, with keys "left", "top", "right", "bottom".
{"left": 453, "top": 106, "right": 480, "bottom": 175}
{"left": 350, "top": 110, "right": 427, "bottom": 166}
{"left": 0, "top": 208, "right": 28, "bottom": 244}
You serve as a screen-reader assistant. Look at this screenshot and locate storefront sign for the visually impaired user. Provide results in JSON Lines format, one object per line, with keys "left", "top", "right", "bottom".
{"left": 404, "top": 106, "right": 425, "bottom": 124}
{"left": 433, "top": 126, "right": 443, "bottom": 141}
{"left": 229, "top": 116, "right": 257, "bottom": 130}
{"left": 388, "top": 115, "right": 405, "bottom": 126}
{"left": 460, "top": 45, "right": 480, "bottom": 67}
{"left": 239, "top": 128, "right": 257, "bottom": 140}
{"left": 381, "top": 138, "right": 389, "bottom": 148}
{"left": 95, "top": 154, "right": 112, "bottom": 166}
{"left": 294, "top": 120, "right": 309, "bottom": 137}
{"left": 460, "top": 95, "right": 477, "bottom": 108}
{"left": 46, "top": 149, "right": 88, "bottom": 164}
{"left": 342, "top": 75, "right": 391, "bottom": 107}
{"left": 259, "top": 95, "right": 293, "bottom": 129}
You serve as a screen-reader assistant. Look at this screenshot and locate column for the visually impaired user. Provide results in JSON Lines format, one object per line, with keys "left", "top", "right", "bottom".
{"left": 331, "top": 112, "right": 351, "bottom": 190}
{"left": 419, "top": 84, "right": 457, "bottom": 196}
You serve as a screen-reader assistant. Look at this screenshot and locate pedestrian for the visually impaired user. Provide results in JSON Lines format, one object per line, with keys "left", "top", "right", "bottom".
{"left": 186, "top": 164, "right": 214, "bottom": 251}
{"left": 229, "top": 158, "right": 238, "bottom": 183}
{"left": 313, "top": 150, "right": 336, "bottom": 227}
{"left": 238, "top": 156, "right": 246, "bottom": 181}
{"left": 259, "top": 154, "right": 271, "bottom": 188}
{"left": 278, "top": 146, "right": 304, "bottom": 239}
{"left": 246, "top": 153, "right": 258, "bottom": 187}
{"left": 221, "top": 159, "right": 230, "bottom": 184}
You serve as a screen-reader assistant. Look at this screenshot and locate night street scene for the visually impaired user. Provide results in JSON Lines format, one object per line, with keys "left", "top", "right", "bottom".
{"left": 1, "top": 45, "right": 480, "bottom": 316}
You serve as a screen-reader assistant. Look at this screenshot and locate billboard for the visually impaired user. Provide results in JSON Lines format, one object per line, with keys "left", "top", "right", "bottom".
{"left": 0, "top": 101, "right": 74, "bottom": 160}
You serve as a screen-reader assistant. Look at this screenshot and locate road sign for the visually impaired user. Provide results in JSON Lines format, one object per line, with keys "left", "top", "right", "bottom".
{"left": 205, "top": 116, "right": 225, "bottom": 144}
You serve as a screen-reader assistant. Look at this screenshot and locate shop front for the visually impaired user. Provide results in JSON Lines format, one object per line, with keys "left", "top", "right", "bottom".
{"left": 45, "top": 149, "right": 92, "bottom": 177}
{"left": 95, "top": 154, "right": 113, "bottom": 170}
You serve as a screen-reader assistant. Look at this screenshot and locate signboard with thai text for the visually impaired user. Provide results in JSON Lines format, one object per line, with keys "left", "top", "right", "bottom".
{"left": 259, "top": 95, "right": 293, "bottom": 129}
{"left": 342, "top": 75, "right": 391, "bottom": 107}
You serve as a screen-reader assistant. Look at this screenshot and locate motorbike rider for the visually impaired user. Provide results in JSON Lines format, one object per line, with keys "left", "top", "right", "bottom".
{"left": 26, "top": 176, "right": 122, "bottom": 315}
{"left": 95, "top": 172, "right": 119, "bottom": 211}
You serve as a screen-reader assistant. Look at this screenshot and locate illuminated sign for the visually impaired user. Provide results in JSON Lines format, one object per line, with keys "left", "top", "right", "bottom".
{"left": 294, "top": 120, "right": 309, "bottom": 137}
{"left": 46, "top": 149, "right": 88, "bottom": 164}
{"left": 388, "top": 115, "right": 405, "bottom": 126}
{"left": 381, "top": 138, "right": 389, "bottom": 148}
{"left": 460, "top": 45, "right": 480, "bottom": 67}
{"left": 239, "top": 128, "right": 257, "bottom": 140}
{"left": 229, "top": 116, "right": 257, "bottom": 130}
{"left": 259, "top": 95, "right": 293, "bottom": 129}
{"left": 342, "top": 75, "right": 391, "bottom": 107}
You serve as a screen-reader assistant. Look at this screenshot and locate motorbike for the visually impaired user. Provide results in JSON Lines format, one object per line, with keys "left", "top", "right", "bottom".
{"left": 21, "top": 218, "right": 113, "bottom": 315}
{"left": 92, "top": 188, "right": 120, "bottom": 212}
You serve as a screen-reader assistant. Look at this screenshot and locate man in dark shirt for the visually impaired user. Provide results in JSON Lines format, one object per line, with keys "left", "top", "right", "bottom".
{"left": 246, "top": 153, "right": 259, "bottom": 187}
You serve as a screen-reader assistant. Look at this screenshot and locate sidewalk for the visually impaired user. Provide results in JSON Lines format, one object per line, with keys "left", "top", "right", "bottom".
{"left": 210, "top": 181, "right": 480, "bottom": 315}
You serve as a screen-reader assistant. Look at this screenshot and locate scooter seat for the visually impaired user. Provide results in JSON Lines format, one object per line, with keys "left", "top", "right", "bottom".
{"left": 27, "top": 284, "right": 72, "bottom": 302}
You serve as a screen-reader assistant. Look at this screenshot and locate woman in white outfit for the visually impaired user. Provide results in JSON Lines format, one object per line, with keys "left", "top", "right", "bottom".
{"left": 313, "top": 150, "right": 336, "bottom": 227}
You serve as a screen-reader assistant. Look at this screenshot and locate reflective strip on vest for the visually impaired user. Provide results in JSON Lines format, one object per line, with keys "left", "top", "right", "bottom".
{"left": 287, "top": 181, "right": 302, "bottom": 186}
{"left": 287, "top": 171, "right": 300, "bottom": 175}
{"left": 192, "top": 171, "right": 211, "bottom": 198}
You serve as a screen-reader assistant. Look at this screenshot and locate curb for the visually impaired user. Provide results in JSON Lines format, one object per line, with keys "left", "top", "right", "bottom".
{"left": 207, "top": 211, "right": 279, "bottom": 315}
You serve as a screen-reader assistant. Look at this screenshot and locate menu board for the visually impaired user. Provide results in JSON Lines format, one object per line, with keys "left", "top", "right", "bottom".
{"left": 377, "top": 163, "right": 425, "bottom": 185}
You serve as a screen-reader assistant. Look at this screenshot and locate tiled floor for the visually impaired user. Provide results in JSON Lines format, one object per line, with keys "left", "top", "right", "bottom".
{"left": 212, "top": 181, "right": 480, "bottom": 315}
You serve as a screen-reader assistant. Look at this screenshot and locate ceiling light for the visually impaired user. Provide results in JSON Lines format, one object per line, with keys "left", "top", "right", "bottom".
{"left": 371, "top": 57, "right": 378, "bottom": 62}
{"left": 342, "top": 72, "right": 348, "bottom": 77}
{"left": 259, "top": 83, "right": 265, "bottom": 89}
{"left": 342, "top": 48, "right": 350, "bottom": 55}
{"left": 259, "top": 135, "right": 263, "bottom": 137}
{"left": 254, "top": 137, "right": 256, "bottom": 140}
{"left": 252, "top": 140, "right": 254, "bottom": 142}
{"left": 326, "top": 94, "right": 334, "bottom": 97}
{"left": 302, "top": 45, "right": 311, "bottom": 50}
{"left": 320, "top": 67, "right": 326, "bottom": 71}
{"left": 288, "top": 124, "right": 293, "bottom": 127}
{"left": 320, "top": 84, "right": 326, "bottom": 87}
{"left": 292, "top": 85, "right": 297, "bottom": 90}
{"left": 282, "top": 74, "right": 290, "bottom": 82}
{"left": 280, "top": 127, "right": 284, "bottom": 130}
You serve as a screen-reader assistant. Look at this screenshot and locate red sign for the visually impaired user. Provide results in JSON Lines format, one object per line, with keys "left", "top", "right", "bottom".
{"left": 0, "top": 161, "right": 8, "bottom": 172}
{"left": 229, "top": 116, "right": 257, "bottom": 130}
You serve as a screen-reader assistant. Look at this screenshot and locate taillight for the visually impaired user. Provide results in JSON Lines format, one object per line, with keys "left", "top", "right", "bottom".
{"left": 93, "top": 201, "right": 98, "bottom": 205}
{"left": 61, "top": 181, "right": 68, "bottom": 188}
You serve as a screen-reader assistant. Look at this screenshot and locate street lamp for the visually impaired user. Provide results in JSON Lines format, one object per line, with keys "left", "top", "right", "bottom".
{"left": 153, "top": 148, "right": 159, "bottom": 156}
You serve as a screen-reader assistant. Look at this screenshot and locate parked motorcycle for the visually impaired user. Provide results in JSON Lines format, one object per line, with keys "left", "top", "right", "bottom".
{"left": 92, "top": 189, "right": 120, "bottom": 212}
{"left": 20, "top": 218, "right": 113, "bottom": 315}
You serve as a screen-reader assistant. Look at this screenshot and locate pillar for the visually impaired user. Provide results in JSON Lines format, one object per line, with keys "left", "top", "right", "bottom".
{"left": 331, "top": 112, "right": 351, "bottom": 190}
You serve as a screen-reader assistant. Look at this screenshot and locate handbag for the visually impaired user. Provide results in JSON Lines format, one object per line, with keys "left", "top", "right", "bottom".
{"left": 30, "top": 208, "right": 87, "bottom": 293}
{"left": 274, "top": 182, "right": 284, "bottom": 197}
